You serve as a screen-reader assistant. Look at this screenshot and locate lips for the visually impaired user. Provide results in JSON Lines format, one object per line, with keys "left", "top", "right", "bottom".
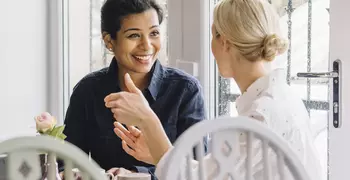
{"left": 132, "top": 54, "right": 153, "bottom": 64}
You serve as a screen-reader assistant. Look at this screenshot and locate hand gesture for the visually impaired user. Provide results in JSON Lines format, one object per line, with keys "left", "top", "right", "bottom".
{"left": 114, "top": 122, "right": 155, "bottom": 165}
{"left": 104, "top": 73, "right": 154, "bottom": 127}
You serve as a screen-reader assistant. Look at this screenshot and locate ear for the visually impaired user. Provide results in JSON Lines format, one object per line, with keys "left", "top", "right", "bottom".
{"left": 222, "top": 38, "right": 231, "bottom": 52}
{"left": 102, "top": 32, "right": 113, "bottom": 50}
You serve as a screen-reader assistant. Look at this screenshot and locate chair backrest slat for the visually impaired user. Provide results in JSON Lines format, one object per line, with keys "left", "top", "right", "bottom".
{"left": 246, "top": 132, "right": 254, "bottom": 180}
{"left": 82, "top": 172, "right": 91, "bottom": 180}
{"left": 262, "top": 140, "right": 271, "bottom": 180}
{"left": 277, "top": 150, "right": 286, "bottom": 180}
{"left": 186, "top": 153, "right": 194, "bottom": 180}
{"left": 63, "top": 158, "right": 74, "bottom": 180}
{"left": 195, "top": 140, "right": 206, "bottom": 180}
{"left": 47, "top": 152, "right": 57, "bottom": 180}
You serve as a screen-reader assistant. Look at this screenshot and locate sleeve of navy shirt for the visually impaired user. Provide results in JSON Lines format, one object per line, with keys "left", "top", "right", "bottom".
{"left": 133, "top": 80, "right": 207, "bottom": 179}
{"left": 176, "top": 80, "right": 206, "bottom": 140}
{"left": 176, "top": 80, "right": 208, "bottom": 158}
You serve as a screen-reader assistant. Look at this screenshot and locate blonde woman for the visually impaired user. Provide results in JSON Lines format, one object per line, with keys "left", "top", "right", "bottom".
{"left": 104, "top": 0, "right": 322, "bottom": 179}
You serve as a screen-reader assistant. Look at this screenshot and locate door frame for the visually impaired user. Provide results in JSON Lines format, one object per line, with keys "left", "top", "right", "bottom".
{"left": 328, "top": 0, "right": 350, "bottom": 179}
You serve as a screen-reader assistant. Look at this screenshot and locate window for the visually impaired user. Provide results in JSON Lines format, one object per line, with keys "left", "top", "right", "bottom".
{"left": 211, "top": 0, "right": 329, "bottom": 176}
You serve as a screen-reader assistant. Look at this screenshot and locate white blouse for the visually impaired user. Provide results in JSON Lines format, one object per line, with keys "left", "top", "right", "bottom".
{"left": 155, "top": 69, "right": 322, "bottom": 180}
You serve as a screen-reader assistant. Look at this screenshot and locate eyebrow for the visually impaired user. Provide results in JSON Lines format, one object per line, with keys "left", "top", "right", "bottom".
{"left": 123, "top": 25, "right": 159, "bottom": 33}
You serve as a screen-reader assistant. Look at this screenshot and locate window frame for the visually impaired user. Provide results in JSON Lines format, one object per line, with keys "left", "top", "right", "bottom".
{"left": 47, "top": 0, "right": 70, "bottom": 124}
{"left": 57, "top": 0, "right": 92, "bottom": 122}
{"left": 167, "top": 0, "right": 214, "bottom": 119}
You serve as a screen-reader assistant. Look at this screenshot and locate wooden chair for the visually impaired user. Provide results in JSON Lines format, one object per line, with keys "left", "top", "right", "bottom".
{"left": 157, "top": 116, "right": 311, "bottom": 180}
{"left": 0, "top": 136, "right": 107, "bottom": 180}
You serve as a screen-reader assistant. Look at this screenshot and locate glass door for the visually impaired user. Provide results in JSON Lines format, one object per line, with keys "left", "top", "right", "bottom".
{"left": 212, "top": 0, "right": 350, "bottom": 179}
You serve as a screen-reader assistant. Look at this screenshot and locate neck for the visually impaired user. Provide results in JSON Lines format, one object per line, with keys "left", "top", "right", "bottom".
{"left": 118, "top": 67, "right": 150, "bottom": 91}
{"left": 232, "top": 61, "right": 267, "bottom": 93}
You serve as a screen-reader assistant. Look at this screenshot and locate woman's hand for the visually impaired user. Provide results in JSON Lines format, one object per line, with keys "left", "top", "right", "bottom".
{"left": 104, "top": 73, "right": 154, "bottom": 127}
{"left": 114, "top": 122, "right": 155, "bottom": 165}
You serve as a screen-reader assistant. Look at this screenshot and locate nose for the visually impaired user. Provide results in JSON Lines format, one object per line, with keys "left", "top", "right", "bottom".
{"left": 140, "top": 36, "right": 152, "bottom": 51}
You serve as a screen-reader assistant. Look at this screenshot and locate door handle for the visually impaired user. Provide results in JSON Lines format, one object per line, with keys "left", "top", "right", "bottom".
{"left": 297, "top": 72, "right": 338, "bottom": 78}
{"left": 296, "top": 59, "right": 341, "bottom": 128}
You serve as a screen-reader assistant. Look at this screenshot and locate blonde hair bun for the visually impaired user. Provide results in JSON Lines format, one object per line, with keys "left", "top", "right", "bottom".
{"left": 262, "top": 34, "right": 288, "bottom": 61}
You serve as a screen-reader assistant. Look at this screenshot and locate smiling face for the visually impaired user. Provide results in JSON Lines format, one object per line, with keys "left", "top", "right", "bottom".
{"left": 107, "top": 9, "right": 161, "bottom": 74}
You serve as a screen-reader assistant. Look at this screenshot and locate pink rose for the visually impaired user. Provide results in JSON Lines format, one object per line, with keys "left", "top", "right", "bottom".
{"left": 35, "top": 112, "right": 57, "bottom": 134}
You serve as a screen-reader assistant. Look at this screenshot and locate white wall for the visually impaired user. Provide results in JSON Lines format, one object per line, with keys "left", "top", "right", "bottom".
{"left": 0, "top": 0, "right": 48, "bottom": 140}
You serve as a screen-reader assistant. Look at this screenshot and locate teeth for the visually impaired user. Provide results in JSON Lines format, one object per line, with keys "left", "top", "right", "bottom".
{"left": 135, "top": 55, "right": 152, "bottom": 60}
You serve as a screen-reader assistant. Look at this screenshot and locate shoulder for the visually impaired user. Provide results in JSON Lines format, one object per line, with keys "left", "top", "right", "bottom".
{"left": 71, "top": 67, "right": 109, "bottom": 94}
{"left": 162, "top": 66, "right": 202, "bottom": 92}
{"left": 247, "top": 88, "right": 309, "bottom": 130}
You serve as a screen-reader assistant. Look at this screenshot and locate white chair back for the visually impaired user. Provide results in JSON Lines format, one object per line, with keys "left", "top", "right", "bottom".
{"left": 0, "top": 136, "right": 107, "bottom": 180}
{"left": 158, "top": 116, "right": 311, "bottom": 180}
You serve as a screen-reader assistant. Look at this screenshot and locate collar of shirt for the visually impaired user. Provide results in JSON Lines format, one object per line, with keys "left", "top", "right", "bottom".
{"left": 235, "top": 68, "right": 286, "bottom": 114}
{"left": 106, "top": 57, "right": 164, "bottom": 101}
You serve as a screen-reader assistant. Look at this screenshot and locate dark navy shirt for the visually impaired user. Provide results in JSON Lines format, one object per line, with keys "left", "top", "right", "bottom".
{"left": 62, "top": 58, "right": 206, "bottom": 178}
